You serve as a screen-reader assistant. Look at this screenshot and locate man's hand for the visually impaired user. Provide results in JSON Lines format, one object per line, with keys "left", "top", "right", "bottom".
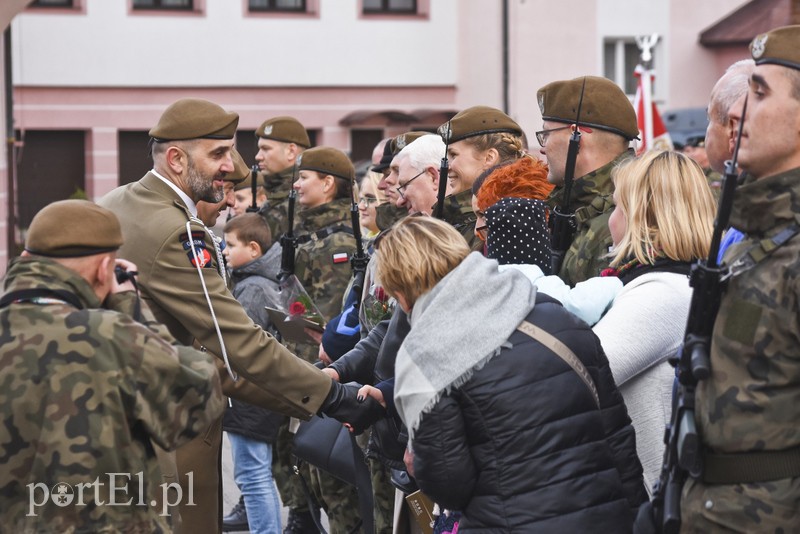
{"left": 320, "top": 380, "right": 384, "bottom": 435}
{"left": 111, "top": 258, "right": 138, "bottom": 294}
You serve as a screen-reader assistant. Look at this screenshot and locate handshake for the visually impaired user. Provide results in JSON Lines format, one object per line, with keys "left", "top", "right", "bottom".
{"left": 319, "top": 380, "right": 385, "bottom": 434}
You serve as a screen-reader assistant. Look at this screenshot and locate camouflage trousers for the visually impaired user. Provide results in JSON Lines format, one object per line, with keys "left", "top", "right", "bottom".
{"left": 310, "top": 466, "right": 361, "bottom": 534}
{"left": 370, "top": 458, "right": 395, "bottom": 534}
{"left": 273, "top": 419, "right": 309, "bottom": 512}
{"left": 681, "top": 476, "right": 800, "bottom": 533}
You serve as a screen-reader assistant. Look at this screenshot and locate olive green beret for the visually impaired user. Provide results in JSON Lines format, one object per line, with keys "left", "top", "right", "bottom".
{"left": 537, "top": 76, "right": 639, "bottom": 140}
{"left": 257, "top": 116, "right": 311, "bottom": 148}
{"left": 372, "top": 131, "right": 429, "bottom": 173}
{"left": 750, "top": 25, "right": 800, "bottom": 70}
{"left": 297, "top": 146, "right": 355, "bottom": 182}
{"left": 226, "top": 149, "right": 250, "bottom": 185}
{"left": 26, "top": 200, "right": 123, "bottom": 258}
{"left": 149, "top": 98, "right": 239, "bottom": 141}
{"left": 437, "top": 106, "right": 522, "bottom": 143}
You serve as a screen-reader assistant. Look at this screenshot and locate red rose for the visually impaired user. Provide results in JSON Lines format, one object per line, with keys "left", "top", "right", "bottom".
{"left": 289, "top": 301, "right": 307, "bottom": 316}
{"left": 374, "top": 286, "right": 387, "bottom": 302}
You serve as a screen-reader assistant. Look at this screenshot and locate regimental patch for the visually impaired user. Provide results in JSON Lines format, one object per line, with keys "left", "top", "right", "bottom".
{"left": 751, "top": 33, "right": 767, "bottom": 59}
{"left": 332, "top": 252, "right": 349, "bottom": 264}
{"left": 180, "top": 231, "right": 213, "bottom": 268}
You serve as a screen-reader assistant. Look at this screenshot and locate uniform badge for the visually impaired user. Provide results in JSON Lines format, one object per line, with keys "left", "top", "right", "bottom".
{"left": 263, "top": 124, "right": 273, "bottom": 136}
{"left": 296, "top": 154, "right": 303, "bottom": 166}
{"left": 180, "top": 231, "right": 213, "bottom": 268}
{"left": 538, "top": 92, "right": 546, "bottom": 114}
{"left": 332, "top": 252, "right": 349, "bottom": 264}
{"left": 437, "top": 121, "right": 452, "bottom": 142}
{"left": 396, "top": 134, "right": 407, "bottom": 150}
{"left": 751, "top": 34, "right": 767, "bottom": 59}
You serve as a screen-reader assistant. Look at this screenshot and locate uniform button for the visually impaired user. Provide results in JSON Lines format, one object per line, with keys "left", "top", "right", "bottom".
{"left": 705, "top": 500, "right": 713, "bottom": 510}
{"left": 302, "top": 396, "right": 310, "bottom": 404}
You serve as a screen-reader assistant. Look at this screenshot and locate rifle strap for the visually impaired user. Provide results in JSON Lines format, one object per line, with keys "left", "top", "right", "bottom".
{"left": 702, "top": 445, "right": 800, "bottom": 484}
{"left": 295, "top": 224, "right": 354, "bottom": 246}
{"left": 517, "top": 320, "right": 600, "bottom": 409}
{"left": 725, "top": 223, "right": 800, "bottom": 280}
{"left": 573, "top": 194, "right": 614, "bottom": 226}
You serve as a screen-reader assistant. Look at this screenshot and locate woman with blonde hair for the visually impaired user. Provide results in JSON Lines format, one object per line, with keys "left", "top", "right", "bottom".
{"left": 375, "top": 216, "right": 646, "bottom": 532}
{"left": 593, "top": 149, "right": 717, "bottom": 493}
{"left": 357, "top": 170, "right": 386, "bottom": 239}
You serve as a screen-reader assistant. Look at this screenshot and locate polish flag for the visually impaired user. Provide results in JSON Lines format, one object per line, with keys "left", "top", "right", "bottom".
{"left": 633, "top": 65, "right": 673, "bottom": 154}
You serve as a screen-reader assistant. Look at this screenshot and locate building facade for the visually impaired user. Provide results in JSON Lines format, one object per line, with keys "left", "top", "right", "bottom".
{"left": 1, "top": 0, "right": 765, "bottom": 272}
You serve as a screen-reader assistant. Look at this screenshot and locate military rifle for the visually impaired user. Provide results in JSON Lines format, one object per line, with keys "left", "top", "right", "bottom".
{"left": 434, "top": 121, "right": 451, "bottom": 220}
{"left": 646, "top": 96, "right": 748, "bottom": 534}
{"left": 349, "top": 183, "right": 370, "bottom": 308}
{"left": 549, "top": 77, "right": 586, "bottom": 276}
{"left": 246, "top": 164, "right": 260, "bottom": 213}
{"left": 277, "top": 164, "right": 299, "bottom": 282}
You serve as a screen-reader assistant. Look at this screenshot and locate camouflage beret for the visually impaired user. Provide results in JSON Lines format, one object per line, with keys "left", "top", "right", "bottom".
{"left": 257, "top": 116, "right": 311, "bottom": 148}
{"left": 437, "top": 106, "right": 522, "bottom": 144}
{"left": 750, "top": 25, "right": 800, "bottom": 71}
{"left": 149, "top": 98, "right": 239, "bottom": 141}
{"left": 26, "top": 200, "right": 123, "bottom": 258}
{"left": 226, "top": 149, "right": 250, "bottom": 185}
{"left": 297, "top": 146, "right": 355, "bottom": 182}
{"left": 372, "top": 131, "right": 429, "bottom": 173}
{"left": 537, "top": 76, "right": 639, "bottom": 140}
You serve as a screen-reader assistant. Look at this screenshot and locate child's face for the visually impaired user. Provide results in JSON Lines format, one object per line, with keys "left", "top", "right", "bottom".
{"left": 223, "top": 232, "right": 256, "bottom": 269}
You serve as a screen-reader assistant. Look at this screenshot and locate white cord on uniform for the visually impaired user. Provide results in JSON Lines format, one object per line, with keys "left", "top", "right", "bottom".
{"left": 186, "top": 220, "right": 238, "bottom": 382}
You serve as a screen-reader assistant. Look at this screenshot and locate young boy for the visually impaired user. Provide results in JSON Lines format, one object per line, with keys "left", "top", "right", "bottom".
{"left": 221, "top": 213, "right": 285, "bottom": 534}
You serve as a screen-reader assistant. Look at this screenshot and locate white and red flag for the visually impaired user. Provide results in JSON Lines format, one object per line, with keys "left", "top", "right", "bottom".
{"left": 633, "top": 65, "right": 673, "bottom": 154}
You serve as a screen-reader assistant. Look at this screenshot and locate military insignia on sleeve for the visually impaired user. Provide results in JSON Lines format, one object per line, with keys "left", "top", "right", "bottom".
{"left": 180, "top": 231, "right": 213, "bottom": 268}
{"left": 751, "top": 34, "right": 767, "bottom": 59}
{"left": 332, "top": 252, "right": 349, "bottom": 264}
{"left": 263, "top": 124, "right": 273, "bottom": 136}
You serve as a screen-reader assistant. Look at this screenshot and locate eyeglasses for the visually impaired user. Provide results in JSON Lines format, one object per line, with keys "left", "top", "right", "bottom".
{"left": 358, "top": 196, "right": 379, "bottom": 206}
{"left": 396, "top": 170, "right": 426, "bottom": 199}
{"left": 535, "top": 125, "right": 571, "bottom": 147}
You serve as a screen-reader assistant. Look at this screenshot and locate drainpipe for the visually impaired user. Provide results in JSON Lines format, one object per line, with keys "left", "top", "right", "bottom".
{"left": 4, "top": 26, "right": 15, "bottom": 258}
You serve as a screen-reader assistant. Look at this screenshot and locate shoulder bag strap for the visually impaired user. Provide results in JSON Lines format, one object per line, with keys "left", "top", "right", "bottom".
{"left": 517, "top": 320, "right": 600, "bottom": 409}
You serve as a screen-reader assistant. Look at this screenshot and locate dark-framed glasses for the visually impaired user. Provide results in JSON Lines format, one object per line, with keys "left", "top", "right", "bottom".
{"left": 535, "top": 125, "right": 571, "bottom": 147}
{"left": 396, "top": 170, "right": 426, "bottom": 199}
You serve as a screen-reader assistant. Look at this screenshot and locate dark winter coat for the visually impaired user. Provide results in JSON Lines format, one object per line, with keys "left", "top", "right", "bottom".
{"left": 412, "top": 294, "right": 647, "bottom": 532}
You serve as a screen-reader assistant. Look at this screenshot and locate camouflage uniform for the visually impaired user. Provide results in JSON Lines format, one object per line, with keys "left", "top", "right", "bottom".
{"left": 438, "top": 189, "right": 483, "bottom": 252}
{"left": 0, "top": 256, "right": 223, "bottom": 533}
{"left": 547, "top": 149, "right": 633, "bottom": 286}
{"left": 374, "top": 202, "right": 406, "bottom": 233}
{"left": 259, "top": 166, "right": 295, "bottom": 240}
{"left": 705, "top": 167, "right": 723, "bottom": 203}
{"left": 682, "top": 169, "right": 800, "bottom": 532}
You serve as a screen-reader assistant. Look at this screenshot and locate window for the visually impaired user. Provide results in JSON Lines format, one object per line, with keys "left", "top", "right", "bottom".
{"left": 603, "top": 39, "right": 647, "bottom": 96}
{"left": 30, "top": 0, "right": 74, "bottom": 6}
{"left": 249, "top": 0, "right": 305, "bottom": 12}
{"left": 363, "top": 0, "right": 416, "bottom": 14}
{"left": 132, "top": 0, "right": 193, "bottom": 10}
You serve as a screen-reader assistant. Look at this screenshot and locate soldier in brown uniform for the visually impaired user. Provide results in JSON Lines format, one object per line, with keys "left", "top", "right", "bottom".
{"left": 536, "top": 76, "right": 638, "bottom": 286}
{"left": 97, "top": 98, "right": 382, "bottom": 533}
{"left": 681, "top": 26, "right": 800, "bottom": 532}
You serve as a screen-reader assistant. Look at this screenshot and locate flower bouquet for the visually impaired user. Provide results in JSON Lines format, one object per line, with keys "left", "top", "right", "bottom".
{"left": 362, "top": 283, "right": 395, "bottom": 331}
{"left": 264, "top": 274, "right": 325, "bottom": 344}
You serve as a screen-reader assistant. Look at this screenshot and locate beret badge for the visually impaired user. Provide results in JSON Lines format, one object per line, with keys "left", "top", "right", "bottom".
{"left": 751, "top": 34, "right": 767, "bottom": 59}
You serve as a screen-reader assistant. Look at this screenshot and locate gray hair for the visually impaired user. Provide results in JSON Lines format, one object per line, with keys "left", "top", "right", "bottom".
{"left": 710, "top": 59, "right": 755, "bottom": 125}
{"left": 395, "top": 134, "right": 446, "bottom": 173}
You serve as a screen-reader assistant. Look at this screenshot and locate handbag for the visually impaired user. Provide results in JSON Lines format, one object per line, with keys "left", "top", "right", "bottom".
{"left": 292, "top": 414, "right": 357, "bottom": 486}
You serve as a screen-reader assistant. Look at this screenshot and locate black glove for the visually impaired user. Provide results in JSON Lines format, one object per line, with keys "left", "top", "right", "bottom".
{"left": 320, "top": 380, "right": 385, "bottom": 435}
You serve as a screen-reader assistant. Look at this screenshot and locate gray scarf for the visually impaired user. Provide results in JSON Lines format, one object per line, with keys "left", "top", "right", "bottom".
{"left": 395, "top": 252, "right": 536, "bottom": 442}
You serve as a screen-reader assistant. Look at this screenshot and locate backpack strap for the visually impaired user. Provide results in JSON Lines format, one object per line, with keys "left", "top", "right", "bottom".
{"left": 517, "top": 319, "right": 600, "bottom": 409}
